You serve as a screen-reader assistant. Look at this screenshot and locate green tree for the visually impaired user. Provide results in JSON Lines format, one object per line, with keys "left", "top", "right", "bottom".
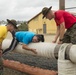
{"left": 18, "top": 22, "right": 28, "bottom": 31}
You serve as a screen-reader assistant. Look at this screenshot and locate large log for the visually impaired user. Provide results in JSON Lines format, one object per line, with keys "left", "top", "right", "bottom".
{"left": 2, "top": 39, "right": 76, "bottom": 64}
{"left": 3, "top": 59, "right": 57, "bottom": 75}
{"left": 2, "top": 39, "right": 57, "bottom": 59}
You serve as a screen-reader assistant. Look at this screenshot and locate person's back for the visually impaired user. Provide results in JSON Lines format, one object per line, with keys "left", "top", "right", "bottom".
{"left": 0, "top": 26, "right": 8, "bottom": 43}
{"left": 54, "top": 10, "right": 76, "bottom": 29}
{"left": 15, "top": 31, "right": 35, "bottom": 44}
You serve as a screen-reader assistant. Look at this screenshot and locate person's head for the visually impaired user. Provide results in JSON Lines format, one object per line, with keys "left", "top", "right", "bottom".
{"left": 42, "top": 6, "right": 55, "bottom": 20}
{"left": 6, "top": 19, "right": 17, "bottom": 32}
{"left": 32, "top": 34, "right": 44, "bottom": 43}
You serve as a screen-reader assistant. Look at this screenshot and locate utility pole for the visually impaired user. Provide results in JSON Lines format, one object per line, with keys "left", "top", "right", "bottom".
{"left": 59, "top": 0, "right": 65, "bottom": 10}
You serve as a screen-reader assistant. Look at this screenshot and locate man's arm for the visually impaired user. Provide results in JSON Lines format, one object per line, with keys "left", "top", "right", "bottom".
{"left": 22, "top": 44, "right": 37, "bottom": 54}
{"left": 58, "top": 22, "right": 65, "bottom": 44}
{"left": 52, "top": 26, "right": 60, "bottom": 43}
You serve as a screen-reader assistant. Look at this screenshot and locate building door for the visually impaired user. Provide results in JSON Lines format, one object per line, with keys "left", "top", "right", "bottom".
{"left": 43, "top": 24, "right": 46, "bottom": 34}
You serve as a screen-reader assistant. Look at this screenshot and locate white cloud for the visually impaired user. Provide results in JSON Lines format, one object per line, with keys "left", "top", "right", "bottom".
{"left": 0, "top": 0, "right": 76, "bottom": 21}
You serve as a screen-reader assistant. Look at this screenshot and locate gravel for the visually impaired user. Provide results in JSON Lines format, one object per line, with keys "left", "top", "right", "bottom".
{"left": 3, "top": 52, "right": 57, "bottom": 71}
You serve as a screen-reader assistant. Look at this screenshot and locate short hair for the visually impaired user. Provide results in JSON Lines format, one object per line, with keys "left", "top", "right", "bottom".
{"left": 35, "top": 34, "right": 44, "bottom": 42}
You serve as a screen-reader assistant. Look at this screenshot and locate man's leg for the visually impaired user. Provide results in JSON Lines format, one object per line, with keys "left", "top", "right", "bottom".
{"left": 70, "top": 31, "right": 76, "bottom": 44}
{"left": 70, "top": 23, "right": 76, "bottom": 44}
{"left": 62, "top": 30, "right": 71, "bottom": 43}
{"left": 3, "top": 38, "right": 19, "bottom": 54}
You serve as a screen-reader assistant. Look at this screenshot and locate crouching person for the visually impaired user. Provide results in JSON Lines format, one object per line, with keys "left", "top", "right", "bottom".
{"left": 0, "top": 19, "right": 17, "bottom": 75}
{"left": 3, "top": 31, "right": 44, "bottom": 54}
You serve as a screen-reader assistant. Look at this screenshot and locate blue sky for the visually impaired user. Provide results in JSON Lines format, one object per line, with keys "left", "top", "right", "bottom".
{"left": 0, "top": 0, "right": 76, "bottom": 21}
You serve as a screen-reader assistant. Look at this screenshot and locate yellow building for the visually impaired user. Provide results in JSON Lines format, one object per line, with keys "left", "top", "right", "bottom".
{"left": 28, "top": 12, "right": 56, "bottom": 34}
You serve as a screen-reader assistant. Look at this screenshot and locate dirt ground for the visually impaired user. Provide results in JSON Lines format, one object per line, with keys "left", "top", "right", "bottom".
{"left": 44, "top": 34, "right": 55, "bottom": 42}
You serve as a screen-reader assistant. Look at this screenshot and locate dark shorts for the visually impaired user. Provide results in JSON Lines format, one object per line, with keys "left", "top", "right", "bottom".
{"left": 63, "top": 23, "right": 76, "bottom": 44}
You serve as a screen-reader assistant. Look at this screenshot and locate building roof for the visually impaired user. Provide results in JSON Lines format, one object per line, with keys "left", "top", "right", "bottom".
{"left": 28, "top": 12, "right": 42, "bottom": 23}
{"left": 28, "top": 10, "right": 56, "bottom": 23}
